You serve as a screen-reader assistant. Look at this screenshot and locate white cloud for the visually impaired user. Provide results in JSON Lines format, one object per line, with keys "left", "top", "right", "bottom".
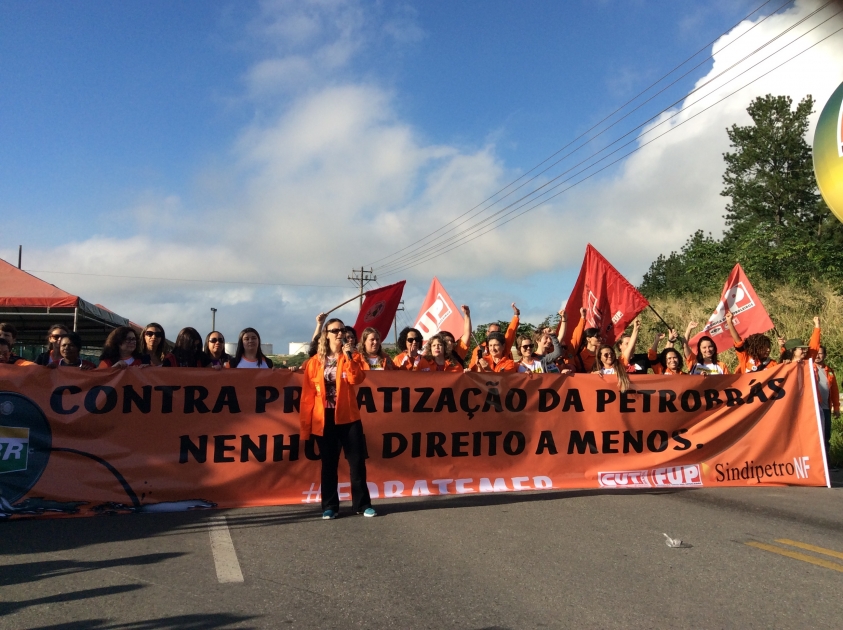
{"left": 9, "top": 0, "right": 843, "bottom": 348}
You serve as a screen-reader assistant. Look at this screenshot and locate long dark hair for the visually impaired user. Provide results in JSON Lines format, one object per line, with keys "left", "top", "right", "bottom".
{"left": 172, "top": 327, "right": 206, "bottom": 366}
{"left": 694, "top": 335, "right": 719, "bottom": 365}
{"left": 46, "top": 324, "right": 69, "bottom": 350}
{"left": 232, "top": 327, "right": 271, "bottom": 368}
{"left": 438, "top": 331, "right": 465, "bottom": 367}
{"left": 592, "top": 343, "right": 631, "bottom": 392}
{"left": 204, "top": 330, "right": 229, "bottom": 362}
{"left": 398, "top": 327, "right": 423, "bottom": 353}
{"left": 140, "top": 322, "right": 170, "bottom": 362}
{"left": 659, "top": 347, "right": 684, "bottom": 373}
{"left": 100, "top": 326, "right": 142, "bottom": 363}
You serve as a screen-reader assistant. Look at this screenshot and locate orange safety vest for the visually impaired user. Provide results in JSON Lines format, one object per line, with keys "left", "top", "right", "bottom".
{"left": 300, "top": 352, "right": 366, "bottom": 439}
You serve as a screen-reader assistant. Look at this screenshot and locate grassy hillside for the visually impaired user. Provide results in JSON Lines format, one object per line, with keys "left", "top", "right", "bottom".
{"left": 636, "top": 280, "right": 842, "bottom": 466}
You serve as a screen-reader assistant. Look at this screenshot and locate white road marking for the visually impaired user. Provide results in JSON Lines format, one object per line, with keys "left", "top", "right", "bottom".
{"left": 208, "top": 516, "right": 244, "bottom": 583}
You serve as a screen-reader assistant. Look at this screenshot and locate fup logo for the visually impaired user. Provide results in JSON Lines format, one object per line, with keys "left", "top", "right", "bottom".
{"left": 715, "top": 282, "right": 755, "bottom": 317}
{"left": 416, "top": 294, "right": 452, "bottom": 339}
{"left": 0, "top": 427, "right": 29, "bottom": 474}
{"left": 0, "top": 393, "right": 52, "bottom": 505}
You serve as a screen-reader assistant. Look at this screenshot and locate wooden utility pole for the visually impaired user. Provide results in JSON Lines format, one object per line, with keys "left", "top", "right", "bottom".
{"left": 348, "top": 267, "right": 376, "bottom": 309}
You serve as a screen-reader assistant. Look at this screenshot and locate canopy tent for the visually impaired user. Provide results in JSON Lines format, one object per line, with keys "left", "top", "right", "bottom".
{"left": 0, "top": 258, "right": 137, "bottom": 354}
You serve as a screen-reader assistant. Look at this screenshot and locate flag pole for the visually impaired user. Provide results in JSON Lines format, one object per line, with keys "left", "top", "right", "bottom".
{"left": 648, "top": 304, "right": 673, "bottom": 330}
{"left": 325, "top": 292, "right": 364, "bottom": 316}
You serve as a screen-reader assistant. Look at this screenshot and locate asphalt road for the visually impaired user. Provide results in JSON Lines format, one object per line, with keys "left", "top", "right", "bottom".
{"left": 3, "top": 473, "right": 843, "bottom": 629}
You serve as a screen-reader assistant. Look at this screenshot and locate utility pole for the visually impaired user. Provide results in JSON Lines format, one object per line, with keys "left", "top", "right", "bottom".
{"left": 348, "top": 267, "right": 376, "bottom": 309}
{"left": 211, "top": 308, "right": 217, "bottom": 331}
{"left": 17, "top": 245, "right": 22, "bottom": 270}
{"left": 393, "top": 300, "right": 404, "bottom": 344}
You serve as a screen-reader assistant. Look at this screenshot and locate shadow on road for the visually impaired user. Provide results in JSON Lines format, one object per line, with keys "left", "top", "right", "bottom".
{"left": 0, "top": 552, "right": 185, "bottom": 587}
{"left": 27, "top": 613, "right": 260, "bottom": 629}
{"left": 0, "top": 584, "right": 146, "bottom": 616}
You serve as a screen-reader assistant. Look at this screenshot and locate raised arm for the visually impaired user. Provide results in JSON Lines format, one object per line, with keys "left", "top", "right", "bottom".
{"left": 570, "top": 307, "right": 587, "bottom": 351}
{"left": 504, "top": 303, "right": 520, "bottom": 356}
{"left": 556, "top": 310, "right": 568, "bottom": 345}
{"left": 623, "top": 318, "right": 640, "bottom": 364}
{"left": 683, "top": 321, "right": 697, "bottom": 359}
{"left": 649, "top": 331, "right": 665, "bottom": 362}
{"left": 807, "top": 316, "right": 821, "bottom": 361}
{"left": 460, "top": 304, "right": 472, "bottom": 347}
{"left": 724, "top": 311, "right": 741, "bottom": 345}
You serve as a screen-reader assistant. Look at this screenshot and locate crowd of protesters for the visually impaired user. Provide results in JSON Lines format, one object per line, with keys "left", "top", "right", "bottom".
{"left": 1, "top": 302, "right": 838, "bottom": 517}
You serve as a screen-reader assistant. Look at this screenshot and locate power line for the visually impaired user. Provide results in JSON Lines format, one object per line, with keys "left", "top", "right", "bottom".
{"left": 366, "top": 0, "right": 787, "bottom": 271}
{"left": 25, "top": 269, "right": 347, "bottom": 288}
{"left": 379, "top": 21, "right": 843, "bottom": 278}
{"left": 376, "top": 4, "right": 842, "bottom": 276}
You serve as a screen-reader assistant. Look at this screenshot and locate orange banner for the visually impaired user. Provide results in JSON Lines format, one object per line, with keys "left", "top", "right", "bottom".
{"left": 0, "top": 362, "right": 829, "bottom": 519}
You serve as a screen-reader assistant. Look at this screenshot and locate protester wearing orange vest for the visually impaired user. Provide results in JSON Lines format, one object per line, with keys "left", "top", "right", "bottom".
{"left": 393, "top": 327, "right": 426, "bottom": 371}
{"left": 420, "top": 334, "right": 463, "bottom": 372}
{"left": 358, "top": 327, "right": 398, "bottom": 371}
{"left": 683, "top": 321, "right": 730, "bottom": 375}
{"left": 568, "top": 307, "right": 602, "bottom": 373}
{"left": 471, "top": 332, "right": 518, "bottom": 373}
{"left": 468, "top": 303, "right": 520, "bottom": 370}
{"left": 725, "top": 311, "right": 777, "bottom": 373}
{"left": 300, "top": 317, "right": 375, "bottom": 519}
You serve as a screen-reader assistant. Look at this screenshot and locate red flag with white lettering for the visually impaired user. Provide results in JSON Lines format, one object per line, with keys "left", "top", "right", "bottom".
{"left": 689, "top": 264, "right": 773, "bottom": 349}
{"left": 562, "top": 244, "right": 649, "bottom": 345}
{"left": 413, "top": 277, "right": 464, "bottom": 340}
{"left": 352, "top": 281, "right": 406, "bottom": 340}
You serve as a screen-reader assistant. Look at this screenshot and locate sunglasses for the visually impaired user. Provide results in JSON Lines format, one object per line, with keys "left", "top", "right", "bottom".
{"left": 521, "top": 344, "right": 533, "bottom": 349}
{"left": 407, "top": 337, "right": 421, "bottom": 343}
{"left": 326, "top": 328, "right": 344, "bottom": 335}
{"left": 209, "top": 338, "right": 224, "bottom": 344}
{"left": 145, "top": 331, "right": 163, "bottom": 337}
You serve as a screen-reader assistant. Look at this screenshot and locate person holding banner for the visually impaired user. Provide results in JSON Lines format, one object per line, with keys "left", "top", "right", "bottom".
{"left": 358, "top": 327, "right": 397, "bottom": 370}
{"left": 204, "top": 331, "right": 229, "bottom": 369}
{"left": 163, "top": 328, "right": 210, "bottom": 368}
{"left": 98, "top": 327, "right": 150, "bottom": 369}
{"left": 300, "top": 317, "right": 375, "bottom": 519}
{"left": 683, "top": 322, "right": 729, "bottom": 376}
{"left": 227, "top": 328, "right": 273, "bottom": 369}
{"left": 725, "top": 311, "right": 776, "bottom": 373}
{"left": 468, "top": 303, "right": 520, "bottom": 369}
{"left": 439, "top": 331, "right": 467, "bottom": 369}
{"left": 52, "top": 332, "right": 96, "bottom": 369}
{"left": 34, "top": 324, "right": 69, "bottom": 366}
{"left": 421, "top": 334, "right": 463, "bottom": 372}
{"left": 0, "top": 337, "right": 33, "bottom": 366}
{"left": 394, "top": 327, "right": 426, "bottom": 370}
{"left": 139, "top": 323, "right": 170, "bottom": 367}
{"left": 472, "top": 332, "right": 517, "bottom": 373}
{"left": 570, "top": 307, "right": 602, "bottom": 373}
{"left": 592, "top": 344, "right": 632, "bottom": 392}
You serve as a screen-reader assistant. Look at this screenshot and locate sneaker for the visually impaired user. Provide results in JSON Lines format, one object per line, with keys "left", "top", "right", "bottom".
{"left": 322, "top": 509, "right": 338, "bottom": 520}
{"left": 361, "top": 507, "right": 377, "bottom": 518}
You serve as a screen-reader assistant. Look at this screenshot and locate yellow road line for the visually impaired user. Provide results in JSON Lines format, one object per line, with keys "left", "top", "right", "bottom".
{"left": 745, "top": 541, "right": 843, "bottom": 573}
{"left": 776, "top": 539, "right": 843, "bottom": 561}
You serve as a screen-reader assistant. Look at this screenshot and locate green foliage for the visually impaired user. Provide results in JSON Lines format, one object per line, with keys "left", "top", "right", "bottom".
{"left": 641, "top": 94, "right": 843, "bottom": 297}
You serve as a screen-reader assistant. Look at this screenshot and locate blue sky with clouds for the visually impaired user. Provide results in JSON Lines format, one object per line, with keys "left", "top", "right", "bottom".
{"left": 1, "top": 0, "right": 841, "bottom": 349}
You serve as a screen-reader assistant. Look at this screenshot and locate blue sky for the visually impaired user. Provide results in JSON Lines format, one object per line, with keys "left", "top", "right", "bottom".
{"left": 1, "top": 0, "right": 841, "bottom": 349}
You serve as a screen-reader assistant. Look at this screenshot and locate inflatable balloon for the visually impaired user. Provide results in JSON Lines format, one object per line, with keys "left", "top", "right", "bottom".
{"left": 813, "top": 80, "right": 843, "bottom": 222}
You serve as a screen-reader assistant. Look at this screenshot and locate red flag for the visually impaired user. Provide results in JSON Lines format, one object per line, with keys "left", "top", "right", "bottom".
{"left": 689, "top": 264, "right": 773, "bottom": 349}
{"left": 562, "top": 244, "right": 649, "bottom": 345}
{"left": 353, "top": 281, "right": 406, "bottom": 341}
{"left": 413, "top": 277, "right": 464, "bottom": 341}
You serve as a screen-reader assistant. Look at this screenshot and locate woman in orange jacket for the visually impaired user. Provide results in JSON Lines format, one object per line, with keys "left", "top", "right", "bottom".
{"left": 725, "top": 311, "right": 776, "bottom": 373}
{"left": 421, "top": 334, "right": 463, "bottom": 372}
{"left": 471, "top": 332, "right": 518, "bottom": 373}
{"left": 300, "top": 317, "right": 375, "bottom": 519}
{"left": 683, "top": 321, "right": 730, "bottom": 375}
{"left": 393, "top": 326, "right": 426, "bottom": 370}
{"left": 358, "top": 327, "right": 398, "bottom": 370}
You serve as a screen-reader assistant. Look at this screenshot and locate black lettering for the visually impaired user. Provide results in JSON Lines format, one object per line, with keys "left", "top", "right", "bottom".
{"left": 672, "top": 429, "right": 691, "bottom": 450}
{"left": 84, "top": 386, "right": 117, "bottom": 415}
{"left": 785, "top": 462, "right": 795, "bottom": 475}
{"left": 482, "top": 388, "right": 502, "bottom": 412}
{"left": 411, "top": 432, "right": 421, "bottom": 458}
{"left": 272, "top": 434, "right": 300, "bottom": 461}
{"left": 568, "top": 431, "right": 598, "bottom": 454}
{"left": 483, "top": 431, "right": 502, "bottom": 456}
{"left": 658, "top": 390, "right": 677, "bottom": 412}
{"left": 377, "top": 387, "right": 399, "bottom": 412}
{"left": 503, "top": 431, "right": 525, "bottom": 455}
{"left": 413, "top": 388, "right": 434, "bottom": 413}
{"left": 460, "top": 388, "right": 481, "bottom": 419}
{"left": 213, "top": 435, "right": 236, "bottom": 463}
{"left": 505, "top": 388, "right": 527, "bottom": 412}
{"left": 715, "top": 463, "right": 724, "bottom": 481}
{"left": 619, "top": 391, "right": 636, "bottom": 413}
{"left": 766, "top": 378, "right": 786, "bottom": 400}
{"left": 637, "top": 390, "right": 655, "bottom": 412}
{"left": 383, "top": 432, "right": 408, "bottom": 458}
{"left": 704, "top": 389, "right": 723, "bottom": 410}
{"left": 401, "top": 387, "right": 411, "bottom": 413}
{"left": 212, "top": 386, "right": 240, "bottom": 413}
{"left": 426, "top": 432, "right": 447, "bottom": 457}
{"left": 357, "top": 387, "right": 376, "bottom": 413}
{"left": 597, "top": 390, "right": 616, "bottom": 412}
{"left": 451, "top": 432, "right": 469, "bottom": 457}
{"left": 539, "top": 388, "right": 560, "bottom": 412}
{"left": 154, "top": 385, "right": 181, "bottom": 413}
{"left": 562, "top": 388, "right": 584, "bottom": 412}
{"left": 122, "top": 385, "right": 151, "bottom": 413}
{"left": 680, "top": 390, "right": 701, "bottom": 412}
{"left": 745, "top": 382, "right": 769, "bottom": 404}
{"left": 434, "top": 388, "right": 457, "bottom": 413}
{"left": 602, "top": 430, "right": 619, "bottom": 453}
{"left": 50, "top": 385, "right": 81, "bottom": 415}
{"left": 179, "top": 435, "right": 207, "bottom": 463}
{"left": 184, "top": 386, "right": 210, "bottom": 414}
{"left": 472, "top": 431, "right": 482, "bottom": 456}
{"left": 724, "top": 388, "right": 745, "bottom": 406}
{"left": 623, "top": 430, "right": 643, "bottom": 453}
{"left": 535, "top": 430, "right": 558, "bottom": 455}
{"left": 283, "top": 386, "right": 301, "bottom": 413}
{"left": 255, "top": 386, "right": 279, "bottom": 413}
{"left": 240, "top": 434, "right": 267, "bottom": 462}
{"left": 647, "top": 430, "right": 669, "bottom": 452}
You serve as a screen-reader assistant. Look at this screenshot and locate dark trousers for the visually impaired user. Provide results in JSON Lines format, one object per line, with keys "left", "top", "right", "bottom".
{"left": 822, "top": 408, "right": 832, "bottom": 459}
{"left": 316, "top": 410, "right": 371, "bottom": 513}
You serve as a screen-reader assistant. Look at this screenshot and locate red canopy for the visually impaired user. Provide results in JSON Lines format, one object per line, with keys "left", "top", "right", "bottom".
{"left": 0, "top": 258, "right": 81, "bottom": 309}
